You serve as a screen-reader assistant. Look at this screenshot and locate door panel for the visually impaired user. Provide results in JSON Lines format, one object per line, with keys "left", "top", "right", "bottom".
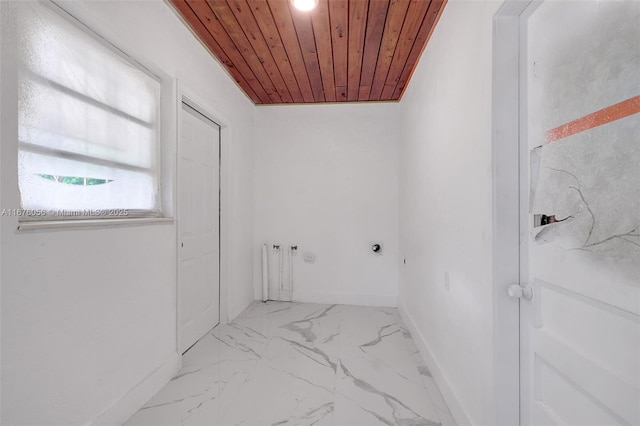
{"left": 520, "top": 1, "right": 640, "bottom": 425}
{"left": 178, "top": 102, "right": 220, "bottom": 353}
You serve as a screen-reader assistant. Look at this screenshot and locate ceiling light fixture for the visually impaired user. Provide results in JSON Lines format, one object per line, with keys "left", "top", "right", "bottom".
{"left": 291, "top": 0, "right": 319, "bottom": 12}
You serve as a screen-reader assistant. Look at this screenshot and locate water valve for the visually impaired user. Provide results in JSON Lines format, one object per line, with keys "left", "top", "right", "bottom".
{"left": 370, "top": 242, "right": 383, "bottom": 255}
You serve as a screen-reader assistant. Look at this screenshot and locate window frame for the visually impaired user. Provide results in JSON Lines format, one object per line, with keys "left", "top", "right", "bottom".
{"left": 16, "top": 0, "right": 167, "bottom": 223}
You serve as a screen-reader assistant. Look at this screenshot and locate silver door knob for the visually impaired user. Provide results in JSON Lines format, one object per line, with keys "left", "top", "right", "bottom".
{"left": 507, "top": 284, "right": 533, "bottom": 301}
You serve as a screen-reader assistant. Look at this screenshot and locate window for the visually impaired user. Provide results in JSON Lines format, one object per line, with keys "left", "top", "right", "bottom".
{"left": 17, "top": 2, "right": 161, "bottom": 220}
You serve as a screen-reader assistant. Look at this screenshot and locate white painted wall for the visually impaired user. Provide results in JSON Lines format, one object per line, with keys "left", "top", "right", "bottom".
{"left": 253, "top": 103, "right": 400, "bottom": 307}
{"left": 0, "top": 1, "right": 255, "bottom": 424}
{"left": 397, "top": 1, "right": 502, "bottom": 425}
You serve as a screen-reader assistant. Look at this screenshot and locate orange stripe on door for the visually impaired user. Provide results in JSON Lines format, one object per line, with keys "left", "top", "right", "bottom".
{"left": 545, "top": 95, "right": 640, "bottom": 144}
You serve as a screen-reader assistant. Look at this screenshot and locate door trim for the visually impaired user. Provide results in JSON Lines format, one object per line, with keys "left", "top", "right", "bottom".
{"left": 176, "top": 82, "right": 230, "bottom": 353}
{"left": 491, "top": 2, "right": 533, "bottom": 424}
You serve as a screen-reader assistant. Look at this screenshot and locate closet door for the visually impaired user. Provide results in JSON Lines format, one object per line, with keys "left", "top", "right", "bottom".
{"left": 178, "top": 102, "right": 220, "bottom": 353}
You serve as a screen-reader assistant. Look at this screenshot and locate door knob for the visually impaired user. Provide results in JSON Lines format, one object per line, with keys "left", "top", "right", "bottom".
{"left": 507, "top": 283, "right": 533, "bottom": 301}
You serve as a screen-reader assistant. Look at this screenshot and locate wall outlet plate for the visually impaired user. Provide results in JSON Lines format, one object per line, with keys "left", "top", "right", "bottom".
{"left": 303, "top": 252, "right": 316, "bottom": 263}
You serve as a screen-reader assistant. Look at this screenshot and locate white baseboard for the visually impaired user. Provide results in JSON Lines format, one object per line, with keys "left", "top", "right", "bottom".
{"left": 289, "top": 290, "right": 397, "bottom": 307}
{"left": 92, "top": 353, "right": 181, "bottom": 425}
{"left": 398, "top": 303, "right": 473, "bottom": 426}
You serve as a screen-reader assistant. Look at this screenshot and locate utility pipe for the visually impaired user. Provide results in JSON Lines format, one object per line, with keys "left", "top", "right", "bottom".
{"left": 278, "top": 245, "right": 283, "bottom": 300}
{"left": 288, "top": 245, "right": 297, "bottom": 301}
{"left": 261, "top": 244, "right": 268, "bottom": 302}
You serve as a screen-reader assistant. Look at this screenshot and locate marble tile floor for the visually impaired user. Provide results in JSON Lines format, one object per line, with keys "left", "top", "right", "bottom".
{"left": 125, "top": 302, "right": 456, "bottom": 426}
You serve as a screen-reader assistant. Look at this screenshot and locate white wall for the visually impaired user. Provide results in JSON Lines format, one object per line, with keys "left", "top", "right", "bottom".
{"left": 397, "top": 1, "right": 501, "bottom": 425}
{"left": 0, "top": 1, "right": 255, "bottom": 424}
{"left": 253, "top": 103, "right": 400, "bottom": 307}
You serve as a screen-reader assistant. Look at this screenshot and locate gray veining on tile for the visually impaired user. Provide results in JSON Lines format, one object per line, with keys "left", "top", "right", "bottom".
{"left": 125, "top": 302, "right": 455, "bottom": 426}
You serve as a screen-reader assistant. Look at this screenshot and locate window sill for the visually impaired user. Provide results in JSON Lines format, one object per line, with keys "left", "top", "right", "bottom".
{"left": 17, "top": 217, "right": 175, "bottom": 231}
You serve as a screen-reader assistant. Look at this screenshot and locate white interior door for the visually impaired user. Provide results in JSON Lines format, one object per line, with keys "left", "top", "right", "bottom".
{"left": 178, "top": 102, "right": 220, "bottom": 354}
{"left": 518, "top": 2, "right": 640, "bottom": 425}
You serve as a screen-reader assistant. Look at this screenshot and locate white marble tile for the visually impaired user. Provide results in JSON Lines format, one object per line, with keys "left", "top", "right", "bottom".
{"left": 219, "top": 352, "right": 335, "bottom": 425}
{"left": 125, "top": 323, "right": 268, "bottom": 425}
{"left": 335, "top": 328, "right": 440, "bottom": 426}
{"left": 125, "top": 302, "right": 454, "bottom": 426}
{"left": 402, "top": 329, "right": 457, "bottom": 426}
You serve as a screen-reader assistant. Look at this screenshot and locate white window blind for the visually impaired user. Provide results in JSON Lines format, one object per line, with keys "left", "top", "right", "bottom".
{"left": 17, "top": 2, "right": 161, "bottom": 219}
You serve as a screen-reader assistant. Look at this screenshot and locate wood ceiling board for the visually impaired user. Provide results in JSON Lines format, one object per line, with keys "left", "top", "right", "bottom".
{"left": 358, "top": 0, "right": 390, "bottom": 101}
{"left": 392, "top": 0, "right": 446, "bottom": 99}
{"left": 369, "top": 0, "right": 411, "bottom": 100}
{"left": 227, "top": 0, "right": 294, "bottom": 102}
{"left": 169, "top": 0, "right": 447, "bottom": 104}
{"left": 170, "top": 0, "right": 261, "bottom": 103}
{"left": 206, "top": 0, "right": 282, "bottom": 102}
{"left": 311, "top": 0, "right": 337, "bottom": 102}
{"left": 328, "top": 0, "right": 349, "bottom": 102}
{"left": 267, "top": 0, "right": 316, "bottom": 102}
{"left": 347, "top": 0, "right": 369, "bottom": 101}
{"left": 247, "top": 0, "right": 305, "bottom": 103}
{"left": 290, "top": 5, "right": 326, "bottom": 101}
{"left": 185, "top": 0, "right": 271, "bottom": 103}
{"left": 381, "top": 0, "right": 432, "bottom": 99}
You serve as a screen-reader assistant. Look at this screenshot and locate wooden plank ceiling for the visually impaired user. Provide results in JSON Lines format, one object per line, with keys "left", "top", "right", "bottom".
{"left": 169, "top": 0, "right": 447, "bottom": 104}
